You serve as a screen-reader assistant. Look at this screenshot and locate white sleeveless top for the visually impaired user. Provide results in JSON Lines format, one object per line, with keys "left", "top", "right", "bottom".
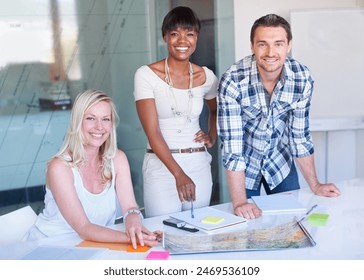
{"left": 33, "top": 162, "right": 116, "bottom": 237}
{"left": 134, "top": 65, "right": 218, "bottom": 149}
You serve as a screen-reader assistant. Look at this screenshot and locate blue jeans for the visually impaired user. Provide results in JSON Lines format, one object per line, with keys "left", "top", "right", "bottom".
{"left": 246, "top": 163, "right": 300, "bottom": 198}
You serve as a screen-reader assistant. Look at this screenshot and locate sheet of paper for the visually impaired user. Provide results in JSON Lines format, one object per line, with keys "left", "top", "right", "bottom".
{"left": 251, "top": 194, "right": 307, "bottom": 214}
{"left": 170, "top": 206, "right": 246, "bottom": 231}
{"left": 77, "top": 240, "right": 129, "bottom": 251}
{"left": 21, "top": 246, "right": 106, "bottom": 260}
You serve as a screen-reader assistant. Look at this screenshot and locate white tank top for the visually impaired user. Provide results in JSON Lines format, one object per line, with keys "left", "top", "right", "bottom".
{"left": 34, "top": 162, "right": 116, "bottom": 237}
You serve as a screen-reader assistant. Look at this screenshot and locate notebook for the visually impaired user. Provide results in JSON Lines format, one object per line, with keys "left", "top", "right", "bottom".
{"left": 169, "top": 206, "right": 247, "bottom": 231}
{"left": 251, "top": 193, "right": 307, "bottom": 214}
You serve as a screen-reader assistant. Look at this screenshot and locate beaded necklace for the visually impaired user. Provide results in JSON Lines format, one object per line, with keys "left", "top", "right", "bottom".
{"left": 164, "top": 57, "right": 194, "bottom": 127}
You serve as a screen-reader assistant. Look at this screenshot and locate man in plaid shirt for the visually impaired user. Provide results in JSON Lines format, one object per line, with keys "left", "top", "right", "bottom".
{"left": 217, "top": 14, "right": 340, "bottom": 219}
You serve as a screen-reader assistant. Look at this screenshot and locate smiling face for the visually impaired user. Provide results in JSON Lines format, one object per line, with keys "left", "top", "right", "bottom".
{"left": 251, "top": 26, "right": 292, "bottom": 77}
{"left": 164, "top": 27, "right": 198, "bottom": 61}
{"left": 81, "top": 101, "right": 112, "bottom": 149}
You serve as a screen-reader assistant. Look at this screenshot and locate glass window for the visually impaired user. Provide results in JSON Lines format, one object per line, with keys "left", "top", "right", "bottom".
{"left": 0, "top": 0, "right": 234, "bottom": 215}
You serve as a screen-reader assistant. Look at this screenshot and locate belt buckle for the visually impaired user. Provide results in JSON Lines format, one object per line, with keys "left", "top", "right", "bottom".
{"left": 189, "top": 148, "right": 193, "bottom": 153}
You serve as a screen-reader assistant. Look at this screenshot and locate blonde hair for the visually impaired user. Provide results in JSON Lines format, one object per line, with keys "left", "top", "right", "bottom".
{"left": 53, "top": 89, "right": 119, "bottom": 183}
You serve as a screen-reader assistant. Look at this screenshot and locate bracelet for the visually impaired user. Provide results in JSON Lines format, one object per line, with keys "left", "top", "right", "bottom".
{"left": 123, "top": 209, "right": 143, "bottom": 221}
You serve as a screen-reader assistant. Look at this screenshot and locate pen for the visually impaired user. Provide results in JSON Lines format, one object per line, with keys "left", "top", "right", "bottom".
{"left": 298, "top": 204, "right": 318, "bottom": 223}
{"left": 190, "top": 195, "right": 194, "bottom": 219}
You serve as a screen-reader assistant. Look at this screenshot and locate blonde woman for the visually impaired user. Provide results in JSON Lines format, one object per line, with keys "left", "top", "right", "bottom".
{"left": 26, "top": 89, "right": 160, "bottom": 248}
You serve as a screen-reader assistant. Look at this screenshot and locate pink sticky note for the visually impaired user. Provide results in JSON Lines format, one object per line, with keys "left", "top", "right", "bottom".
{"left": 146, "top": 250, "right": 170, "bottom": 260}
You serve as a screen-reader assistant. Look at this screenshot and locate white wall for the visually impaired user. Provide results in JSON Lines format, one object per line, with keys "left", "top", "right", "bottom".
{"left": 233, "top": 0, "right": 363, "bottom": 60}
{"left": 290, "top": 9, "right": 364, "bottom": 119}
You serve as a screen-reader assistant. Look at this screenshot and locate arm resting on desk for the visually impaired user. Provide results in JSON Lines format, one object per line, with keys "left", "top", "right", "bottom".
{"left": 294, "top": 154, "right": 340, "bottom": 197}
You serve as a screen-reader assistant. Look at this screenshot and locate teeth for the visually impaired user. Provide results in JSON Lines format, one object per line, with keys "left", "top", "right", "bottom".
{"left": 91, "top": 133, "right": 103, "bottom": 138}
{"left": 265, "top": 58, "right": 276, "bottom": 63}
{"left": 176, "top": 47, "right": 188, "bottom": 51}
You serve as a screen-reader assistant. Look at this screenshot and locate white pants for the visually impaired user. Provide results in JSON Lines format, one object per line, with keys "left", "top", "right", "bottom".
{"left": 142, "top": 151, "right": 213, "bottom": 217}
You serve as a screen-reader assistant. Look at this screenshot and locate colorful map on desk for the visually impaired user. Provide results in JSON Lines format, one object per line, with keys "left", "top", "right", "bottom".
{"left": 164, "top": 219, "right": 316, "bottom": 254}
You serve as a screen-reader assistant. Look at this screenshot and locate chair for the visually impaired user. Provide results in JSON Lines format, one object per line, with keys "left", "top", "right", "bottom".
{"left": 0, "top": 205, "right": 37, "bottom": 246}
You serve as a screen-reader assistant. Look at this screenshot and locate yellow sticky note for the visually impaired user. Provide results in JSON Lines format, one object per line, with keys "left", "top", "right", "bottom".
{"left": 201, "top": 216, "right": 224, "bottom": 224}
{"left": 308, "top": 213, "right": 329, "bottom": 226}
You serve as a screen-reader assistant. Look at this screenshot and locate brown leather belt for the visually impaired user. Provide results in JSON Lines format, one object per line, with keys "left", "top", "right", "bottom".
{"left": 147, "top": 147, "right": 206, "bottom": 154}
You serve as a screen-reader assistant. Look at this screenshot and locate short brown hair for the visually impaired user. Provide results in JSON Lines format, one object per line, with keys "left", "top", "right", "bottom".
{"left": 250, "top": 14, "right": 292, "bottom": 43}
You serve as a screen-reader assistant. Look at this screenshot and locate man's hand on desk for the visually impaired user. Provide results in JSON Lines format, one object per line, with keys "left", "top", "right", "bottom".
{"left": 313, "top": 183, "right": 341, "bottom": 197}
{"left": 233, "top": 202, "right": 262, "bottom": 219}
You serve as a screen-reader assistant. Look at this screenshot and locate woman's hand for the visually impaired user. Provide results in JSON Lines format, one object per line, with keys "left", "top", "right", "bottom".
{"left": 124, "top": 212, "right": 145, "bottom": 248}
{"left": 194, "top": 129, "right": 215, "bottom": 148}
{"left": 143, "top": 230, "right": 163, "bottom": 247}
{"left": 141, "top": 229, "right": 162, "bottom": 247}
{"left": 125, "top": 213, "right": 162, "bottom": 248}
{"left": 175, "top": 172, "right": 196, "bottom": 202}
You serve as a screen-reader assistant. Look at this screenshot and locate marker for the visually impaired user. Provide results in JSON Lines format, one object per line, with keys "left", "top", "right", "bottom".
{"left": 298, "top": 204, "right": 318, "bottom": 223}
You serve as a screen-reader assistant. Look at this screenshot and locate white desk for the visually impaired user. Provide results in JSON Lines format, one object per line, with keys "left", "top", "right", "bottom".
{"left": 1, "top": 179, "right": 363, "bottom": 260}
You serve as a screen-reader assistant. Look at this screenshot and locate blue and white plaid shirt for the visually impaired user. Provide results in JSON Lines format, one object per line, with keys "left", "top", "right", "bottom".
{"left": 217, "top": 55, "right": 315, "bottom": 191}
